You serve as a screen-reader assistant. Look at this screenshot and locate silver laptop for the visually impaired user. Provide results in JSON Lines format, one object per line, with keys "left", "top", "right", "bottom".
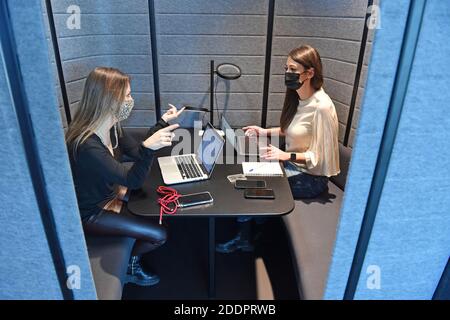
{"left": 221, "top": 116, "right": 268, "bottom": 156}
{"left": 158, "top": 123, "right": 225, "bottom": 185}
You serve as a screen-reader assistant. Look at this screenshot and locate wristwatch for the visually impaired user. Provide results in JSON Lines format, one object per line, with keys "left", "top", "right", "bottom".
{"left": 290, "top": 153, "right": 297, "bottom": 161}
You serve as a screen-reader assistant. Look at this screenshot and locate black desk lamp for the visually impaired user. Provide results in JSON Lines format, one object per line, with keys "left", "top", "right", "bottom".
{"left": 210, "top": 60, "right": 242, "bottom": 125}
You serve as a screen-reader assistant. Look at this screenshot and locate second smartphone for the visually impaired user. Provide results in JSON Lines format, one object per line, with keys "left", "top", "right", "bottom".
{"left": 234, "top": 179, "right": 266, "bottom": 189}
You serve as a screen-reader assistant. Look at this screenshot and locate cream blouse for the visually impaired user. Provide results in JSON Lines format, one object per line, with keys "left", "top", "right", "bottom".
{"left": 285, "top": 87, "right": 340, "bottom": 177}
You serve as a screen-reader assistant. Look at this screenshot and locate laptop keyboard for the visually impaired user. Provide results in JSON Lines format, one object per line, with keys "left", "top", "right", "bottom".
{"left": 175, "top": 155, "right": 205, "bottom": 180}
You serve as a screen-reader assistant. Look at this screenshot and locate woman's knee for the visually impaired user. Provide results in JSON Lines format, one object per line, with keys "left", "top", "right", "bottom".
{"left": 142, "top": 222, "right": 167, "bottom": 246}
{"left": 288, "top": 176, "right": 304, "bottom": 194}
{"left": 154, "top": 226, "right": 167, "bottom": 246}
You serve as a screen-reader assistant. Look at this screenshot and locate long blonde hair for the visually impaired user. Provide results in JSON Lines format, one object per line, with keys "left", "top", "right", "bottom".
{"left": 65, "top": 67, "right": 130, "bottom": 158}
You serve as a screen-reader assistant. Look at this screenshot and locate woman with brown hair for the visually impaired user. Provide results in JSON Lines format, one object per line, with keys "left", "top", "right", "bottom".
{"left": 66, "top": 67, "right": 183, "bottom": 285}
{"left": 217, "top": 45, "right": 340, "bottom": 254}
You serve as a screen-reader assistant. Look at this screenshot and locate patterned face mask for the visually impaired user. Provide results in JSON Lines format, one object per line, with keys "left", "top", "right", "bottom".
{"left": 116, "top": 98, "right": 134, "bottom": 122}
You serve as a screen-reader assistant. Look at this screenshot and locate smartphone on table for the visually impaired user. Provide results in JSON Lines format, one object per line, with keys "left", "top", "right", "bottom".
{"left": 244, "top": 189, "right": 275, "bottom": 199}
{"left": 177, "top": 192, "right": 214, "bottom": 208}
{"left": 234, "top": 179, "right": 266, "bottom": 189}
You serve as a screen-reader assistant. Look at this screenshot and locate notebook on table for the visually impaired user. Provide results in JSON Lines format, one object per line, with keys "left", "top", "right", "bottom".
{"left": 242, "top": 162, "right": 284, "bottom": 177}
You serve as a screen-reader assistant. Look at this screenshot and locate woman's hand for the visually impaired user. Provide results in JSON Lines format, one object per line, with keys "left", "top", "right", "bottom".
{"left": 161, "top": 104, "right": 185, "bottom": 123}
{"left": 143, "top": 124, "right": 179, "bottom": 150}
{"left": 260, "top": 144, "right": 290, "bottom": 161}
{"left": 242, "top": 125, "right": 268, "bottom": 137}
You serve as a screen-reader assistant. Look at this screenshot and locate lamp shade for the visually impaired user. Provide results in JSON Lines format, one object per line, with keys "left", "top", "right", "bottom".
{"left": 216, "top": 63, "right": 242, "bottom": 80}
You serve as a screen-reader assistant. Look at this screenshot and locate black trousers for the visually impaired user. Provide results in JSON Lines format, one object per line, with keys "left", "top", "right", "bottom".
{"left": 82, "top": 207, "right": 167, "bottom": 256}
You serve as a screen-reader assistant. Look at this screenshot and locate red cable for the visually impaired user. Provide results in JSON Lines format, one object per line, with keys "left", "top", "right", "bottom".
{"left": 156, "top": 186, "right": 181, "bottom": 225}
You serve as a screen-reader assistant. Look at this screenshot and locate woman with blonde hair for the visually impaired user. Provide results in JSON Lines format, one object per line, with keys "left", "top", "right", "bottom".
{"left": 66, "top": 67, "right": 183, "bottom": 286}
{"left": 217, "top": 45, "right": 340, "bottom": 253}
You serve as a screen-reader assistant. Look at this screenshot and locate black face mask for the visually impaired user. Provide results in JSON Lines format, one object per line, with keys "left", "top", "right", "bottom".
{"left": 285, "top": 72, "right": 304, "bottom": 90}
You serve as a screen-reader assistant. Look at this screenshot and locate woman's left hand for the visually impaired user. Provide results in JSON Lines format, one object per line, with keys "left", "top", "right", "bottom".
{"left": 260, "top": 144, "right": 290, "bottom": 161}
{"left": 161, "top": 104, "right": 185, "bottom": 123}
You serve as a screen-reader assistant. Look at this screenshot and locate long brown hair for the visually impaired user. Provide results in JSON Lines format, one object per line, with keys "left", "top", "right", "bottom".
{"left": 280, "top": 45, "right": 324, "bottom": 132}
{"left": 65, "top": 67, "right": 130, "bottom": 157}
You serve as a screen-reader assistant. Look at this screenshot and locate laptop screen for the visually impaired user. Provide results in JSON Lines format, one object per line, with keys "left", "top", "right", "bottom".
{"left": 196, "top": 124, "right": 224, "bottom": 175}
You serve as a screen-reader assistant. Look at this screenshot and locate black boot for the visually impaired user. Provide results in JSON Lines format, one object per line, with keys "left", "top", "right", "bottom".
{"left": 126, "top": 255, "right": 160, "bottom": 286}
{"left": 216, "top": 220, "right": 254, "bottom": 254}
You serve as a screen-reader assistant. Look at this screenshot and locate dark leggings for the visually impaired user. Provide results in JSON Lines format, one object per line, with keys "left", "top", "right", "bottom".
{"left": 83, "top": 209, "right": 167, "bottom": 256}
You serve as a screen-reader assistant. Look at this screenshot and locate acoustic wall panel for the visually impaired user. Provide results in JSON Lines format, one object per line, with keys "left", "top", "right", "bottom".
{"left": 324, "top": 0, "right": 411, "bottom": 299}
{"left": 353, "top": 0, "right": 450, "bottom": 299}
{"left": 0, "top": 54, "right": 62, "bottom": 300}
{"left": 268, "top": 0, "right": 374, "bottom": 149}
{"left": 1, "top": 0, "right": 96, "bottom": 299}
{"left": 46, "top": 0, "right": 374, "bottom": 138}
{"left": 348, "top": 16, "right": 377, "bottom": 148}
{"left": 155, "top": 0, "right": 269, "bottom": 127}
{"left": 44, "top": 0, "right": 156, "bottom": 129}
